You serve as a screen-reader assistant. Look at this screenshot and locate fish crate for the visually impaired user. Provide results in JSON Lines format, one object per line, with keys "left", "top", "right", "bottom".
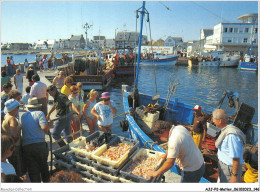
{"left": 53, "top": 144, "right": 74, "bottom": 164}
{"left": 79, "top": 170, "right": 112, "bottom": 183}
{"left": 135, "top": 106, "right": 160, "bottom": 122}
{"left": 118, "top": 177, "right": 135, "bottom": 183}
{"left": 91, "top": 146, "right": 138, "bottom": 176}
{"left": 71, "top": 160, "right": 94, "bottom": 173}
{"left": 91, "top": 168, "right": 119, "bottom": 182}
{"left": 207, "top": 122, "right": 221, "bottom": 138}
{"left": 119, "top": 148, "right": 165, "bottom": 183}
{"left": 72, "top": 154, "right": 93, "bottom": 166}
{"left": 91, "top": 136, "right": 139, "bottom": 168}
{"left": 69, "top": 131, "right": 115, "bottom": 158}
{"left": 54, "top": 158, "right": 74, "bottom": 171}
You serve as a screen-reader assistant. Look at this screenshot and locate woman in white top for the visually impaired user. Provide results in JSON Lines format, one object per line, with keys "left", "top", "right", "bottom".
{"left": 91, "top": 92, "right": 117, "bottom": 133}
{"left": 83, "top": 89, "right": 98, "bottom": 135}
{"left": 68, "top": 86, "right": 82, "bottom": 139}
{"left": 1, "top": 134, "right": 26, "bottom": 182}
{"left": 13, "top": 69, "right": 23, "bottom": 94}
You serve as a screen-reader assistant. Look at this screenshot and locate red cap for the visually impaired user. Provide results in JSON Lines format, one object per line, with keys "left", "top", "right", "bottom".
{"left": 192, "top": 105, "right": 202, "bottom": 111}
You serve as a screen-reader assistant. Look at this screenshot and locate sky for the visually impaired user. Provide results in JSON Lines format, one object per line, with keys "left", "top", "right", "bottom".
{"left": 1, "top": 1, "right": 258, "bottom": 44}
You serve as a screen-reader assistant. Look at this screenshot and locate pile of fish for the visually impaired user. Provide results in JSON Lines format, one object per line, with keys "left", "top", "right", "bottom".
{"left": 127, "top": 156, "right": 160, "bottom": 179}
{"left": 79, "top": 142, "right": 99, "bottom": 152}
{"left": 100, "top": 143, "right": 133, "bottom": 161}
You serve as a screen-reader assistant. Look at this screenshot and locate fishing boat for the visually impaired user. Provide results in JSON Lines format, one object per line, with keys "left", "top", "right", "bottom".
{"left": 121, "top": 1, "right": 258, "bottom": 183}
{"left": 105, "top": 51, "right": 135, "bottom": 77}
{"left": 238, "top": 40, "right": 258, "bottom": 71}
{"left": 140, "top": 53, "right": 179, "bottom": 65}
{"left": 199, "top": 50, "right": 240, "bottom": 67}
{"left": 51, "top": 50, "right": 114, "bottom": 91}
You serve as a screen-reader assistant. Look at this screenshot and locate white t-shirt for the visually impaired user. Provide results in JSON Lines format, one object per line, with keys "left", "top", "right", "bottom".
{"left": 21, "top": 93, "right": 32, "bottom": 105}
{"left": 94, "top": 101, "right": 115, "bottom": 126}
{"left": 167, "top": 125, "right": 204, "bottom": 172}
{"left": 1, "top": 159, "right": 16, "bottom": 175}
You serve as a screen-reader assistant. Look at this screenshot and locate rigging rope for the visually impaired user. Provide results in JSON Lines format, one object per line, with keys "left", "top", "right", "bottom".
{"left": 191, "top": 2, "right": 229, "bottom": 22}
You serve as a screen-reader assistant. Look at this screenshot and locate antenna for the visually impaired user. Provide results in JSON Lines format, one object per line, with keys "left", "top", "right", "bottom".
{"left": 83, "top": 22, "right": 93, "bottom": 49}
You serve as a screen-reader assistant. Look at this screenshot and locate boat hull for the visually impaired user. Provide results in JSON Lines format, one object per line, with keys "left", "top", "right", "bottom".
{"left": 114, "top": 65, "right": 135, "bottom": 76}
{"left": 238, "top": 62, "right": 258, "bottom": 71}
{"left": 140, "top": 55, "right": 179, "bottom": 65}
{"left": 199, "top": 59, "right": 239, "bottom": 67}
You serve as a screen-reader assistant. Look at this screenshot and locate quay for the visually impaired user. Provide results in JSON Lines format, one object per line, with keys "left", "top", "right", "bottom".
{"left": 13, "top": 68, "right": 181, "bottom": 183}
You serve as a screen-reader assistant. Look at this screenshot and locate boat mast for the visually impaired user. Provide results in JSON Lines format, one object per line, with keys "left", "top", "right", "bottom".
{"left": 135, "top": 1, "right": 146, "bottom": 89}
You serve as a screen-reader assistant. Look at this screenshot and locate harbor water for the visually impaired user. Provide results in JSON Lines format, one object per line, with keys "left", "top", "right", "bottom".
{"left": 1, "top": 53, "right": 66, "bottom": 65}
{"left": 107, "top": 64, "right": 258, "bottom": 137}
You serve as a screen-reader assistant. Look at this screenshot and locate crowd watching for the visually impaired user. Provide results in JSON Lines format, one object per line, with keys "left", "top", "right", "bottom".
{"left": 1, "top": 55, "right": 257, "bottom": 184}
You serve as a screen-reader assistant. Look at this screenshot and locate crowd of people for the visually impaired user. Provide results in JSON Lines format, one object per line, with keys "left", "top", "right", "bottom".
{"left": 1, "top": 56, "right": 257, "bottom": 184}
{"left": 1, "top": 66, "right": 118, "bottom": 183}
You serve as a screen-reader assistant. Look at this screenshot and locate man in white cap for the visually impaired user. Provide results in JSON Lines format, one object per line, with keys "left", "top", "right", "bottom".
{"left": 91, "top": 92, "right": 117, "bottom": 133}
{"left": 20, "top": 97, "right": 53, "bottom": 182}
{"left": 190, "top": 105, "right": 211, "bottom": 149}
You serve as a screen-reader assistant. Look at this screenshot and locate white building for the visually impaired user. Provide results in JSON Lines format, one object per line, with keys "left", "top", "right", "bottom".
{"left": 105, "top": 39, "right": 115, "bottom": 49}
{"left": 205, "top": 13, "right": 258, "bottom": 54}
{"left": 115, "top": 31, "right": 147, "bottom": 49}
{"left": 35, "top": 40, "right": 59, "bottom": 49}
{"left": 164, "top": 36, "right": 183, "bottom": 47}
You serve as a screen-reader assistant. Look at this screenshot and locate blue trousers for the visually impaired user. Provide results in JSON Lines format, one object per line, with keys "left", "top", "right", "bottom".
{"left": 8, "top": 65, "right": 13, "bottom": 76}
{"left": 52, "top": 114, "right": 73, "bottom": 143}
{"left": 23, "top": 142, "right": 50, "bottom": 182}
{"left": 176, "top": 163, "right": 205, "bottom": 183}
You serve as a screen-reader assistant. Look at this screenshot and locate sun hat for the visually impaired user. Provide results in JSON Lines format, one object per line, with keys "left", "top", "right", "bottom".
{"left": 192, "top": 105, "right": 202, "bottom": 111}
{"left": 4, "top": 99, "right": 20, "bottom": 113}
{"left": 25, "top": 97, "right": 42, "bottom": 108}
{"left": 29, "top": 64, "right": 34, "bottom": 68}
{"left": 100, "top": 92, "right": 110, "bottom": 99}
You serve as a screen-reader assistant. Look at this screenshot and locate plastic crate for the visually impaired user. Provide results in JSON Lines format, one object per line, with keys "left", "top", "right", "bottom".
{"left": 118, "top": 177, "right": 135, "bottom": 183}
{"left": 91, "top": 146, "right": 138, "bottom": 176}
{"left": 69, "top": 131, "right": 115, "bottom": 158}
{"left": 71, "top": 160, "right": 93, "bottom": 172}
{"left": 54, "top": 158, "right": 74, "bottom": 171}
{"left": 135, "top": 106, "right": 160, "bottom": 122}
{"left": 91, "top": 136, "right": 139, "bottom": 168}
{"left": 82, "top": 177, "right": 96, "bottom": 183}
{"left": 79, "top": 170, "right": 111, "bottom": 183}
{"left": 53, "top": 144, "right": 74, "bottom": 164}
{"left": 91, "top": 169, "right": 119, "bottom": 182}
{"left": 119, "top": 148, "right": 165, "bottom": 183}
{"left": 72, "top": 154, "right": 93, "bottom": 166}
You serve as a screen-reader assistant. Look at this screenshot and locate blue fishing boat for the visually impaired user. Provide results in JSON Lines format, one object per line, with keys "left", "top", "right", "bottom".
{"left": 121, "top": 1, "right": 258, "bottom": 183}
{"left": 238, "top": 40, "right": 258, "bottom": 71}
{"left": 140, "top": 54, "right": 179, "bottom": 65}
{"left": 121, "top": 1, "right": 210, "bottom": 183}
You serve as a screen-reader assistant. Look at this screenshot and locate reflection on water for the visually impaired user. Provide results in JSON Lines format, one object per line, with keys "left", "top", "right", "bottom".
{"left": 109, "top": 65, "right": 258, "bottom": 136}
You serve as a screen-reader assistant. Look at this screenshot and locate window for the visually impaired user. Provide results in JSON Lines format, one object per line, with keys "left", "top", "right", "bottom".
{"left": 224, "top": 27, "right": 228, "bottom": 33}
{"left": 245, "top": 28, "right": 249, "bottom": 33}
{"left": 229, "top": 28, "right": 233, "bottom": 33}
{"left": 234, "top": 28, "right": 238, "bottom": 33}
{"left": 228, "top": 39, "right": 232, "bottom": 43}
{"left": 243, "top": 38, "right": 248, "bottom": 43}
{"left": 255, "top": 28, "right": 258, "bottom": 33}
{"left": 168, "top": 39, "right": 172, "bottom": 42}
